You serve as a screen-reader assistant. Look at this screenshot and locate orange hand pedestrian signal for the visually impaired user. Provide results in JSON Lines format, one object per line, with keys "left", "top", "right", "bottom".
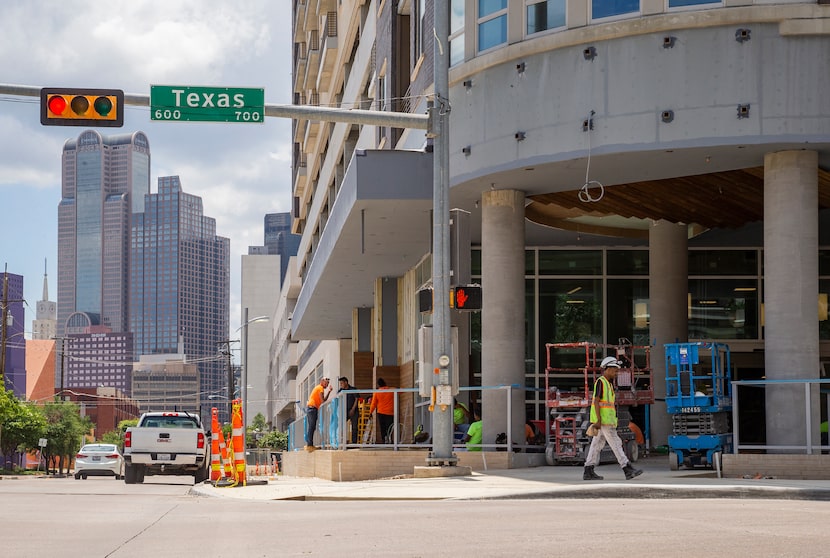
{"left": 451, "top": 285, "right": 482, "bottom": 310}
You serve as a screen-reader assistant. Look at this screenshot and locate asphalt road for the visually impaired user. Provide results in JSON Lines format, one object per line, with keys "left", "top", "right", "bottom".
{"left": 2, "top": 475, "right": 829, "bottom": 557}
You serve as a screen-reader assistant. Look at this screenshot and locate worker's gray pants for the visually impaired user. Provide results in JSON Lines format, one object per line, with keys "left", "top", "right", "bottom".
{"left": 585, "top": 424, "right": 629, "bottom": 468}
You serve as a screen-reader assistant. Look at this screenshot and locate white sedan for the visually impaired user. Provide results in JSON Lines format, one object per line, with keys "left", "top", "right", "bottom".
{"left": 74, "top": 443, "right": 124, "bottom": 480}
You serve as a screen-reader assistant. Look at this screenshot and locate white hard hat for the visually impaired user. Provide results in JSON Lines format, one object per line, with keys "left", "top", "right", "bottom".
{"left": 600, "top": 356, "right": 621, "bottom": 368}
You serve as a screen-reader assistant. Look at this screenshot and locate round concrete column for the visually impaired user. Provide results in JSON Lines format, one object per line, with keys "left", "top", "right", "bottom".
{"left": 764, "top": 150, "right": 820, "bottom": 450}
{"left": 648, "top": 220, "right": 688, "bottom": 448}
{"left": 481, "top": 189, "right": 526, "bottom": 447}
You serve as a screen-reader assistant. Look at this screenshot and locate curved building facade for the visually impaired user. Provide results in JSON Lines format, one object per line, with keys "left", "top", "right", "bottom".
{"left": 289, "top": 1, "right": 830, "bottom": 450}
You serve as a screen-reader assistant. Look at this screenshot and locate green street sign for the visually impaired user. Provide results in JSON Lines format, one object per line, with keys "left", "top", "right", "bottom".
{"left": 150, "top": 85, "right": 264, "bottom": 123}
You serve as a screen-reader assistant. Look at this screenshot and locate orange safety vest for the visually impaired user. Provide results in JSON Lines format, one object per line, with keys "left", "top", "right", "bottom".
{"left": 589, "top": 376, "right": 617, "bottom": 427}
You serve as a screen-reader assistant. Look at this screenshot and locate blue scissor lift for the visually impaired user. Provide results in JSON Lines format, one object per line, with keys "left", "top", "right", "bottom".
{"left": 665, "top": 342, "right": 733, "bottom": 470}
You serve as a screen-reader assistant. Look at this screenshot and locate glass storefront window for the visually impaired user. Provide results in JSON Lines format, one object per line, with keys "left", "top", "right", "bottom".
{"left": 607, "top": 279, "right": 649, "bottom": 345}
{"left": 821, "top": 279, "right": 830, "bottom": 341}
{"left": 538, "top": 278, "right": 602, "bottom": 369}
{"left": 538, "top": 250, "right": 601, "bottom": 275}
{"left": 607, "top": 250, "right": 648, "bottom": 275}
{"left": 526, "top": 250, "right": 535, "bottom": 275}
{"left": 688, "top": 279, "right": 759, "bottom": 339}
{"left": 688, "top": 250, "right": 757, "bottom": 275}
{"left": 820, "top": 250, "right": 830, "bottom": 276}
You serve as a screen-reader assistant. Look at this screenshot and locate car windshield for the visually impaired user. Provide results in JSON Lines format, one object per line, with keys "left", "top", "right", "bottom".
{"left": 81, "top": 444, "right": 117, "bottom": 453}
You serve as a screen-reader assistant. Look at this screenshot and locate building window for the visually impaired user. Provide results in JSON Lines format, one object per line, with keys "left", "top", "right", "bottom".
{"left": 415, "top": 0, "right": 427, "bottom": 60}
{"left": 669, "top": 0, "right": 720, "bottom": 7}
{"left": 450, "top": 0, "right": 465, "bottom": 66}
{"left": 477, "top": 0, "right": 507, "bottom": 52}
{"left": 525, "top": 0, "right": 565, "bottom": 36}
{"left": 591, "top": 0, "right": 639, "bottom": 20}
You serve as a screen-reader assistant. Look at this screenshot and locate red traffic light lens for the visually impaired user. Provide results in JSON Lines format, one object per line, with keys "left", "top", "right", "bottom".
{"left": 70, "top": 96, "right": 89, "bottom": 115}
{"left": 47, "top": 95, "right": 67, "bottom": 115}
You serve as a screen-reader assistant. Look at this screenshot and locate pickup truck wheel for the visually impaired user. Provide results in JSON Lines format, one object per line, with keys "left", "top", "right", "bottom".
{"left": 136, "top": 465, "right": 145, "bottom": 484}
{"left": 124, "top": 463, "right": 137, "bottom": 484}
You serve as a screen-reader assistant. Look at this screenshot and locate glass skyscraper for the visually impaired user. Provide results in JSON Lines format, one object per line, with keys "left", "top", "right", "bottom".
{"left": 131, "top": 176, "right": 230, "bottom": 417}
{"left": 58, "top": 130, "right": 150, "bottom": 335}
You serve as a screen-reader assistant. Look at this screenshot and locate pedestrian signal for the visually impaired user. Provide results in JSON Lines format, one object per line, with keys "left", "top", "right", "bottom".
{"left": 450, "top": 285, "right": 482, "bottom": 311}
{"left": 40, "top": 88, "right": 124, "bottom": 127}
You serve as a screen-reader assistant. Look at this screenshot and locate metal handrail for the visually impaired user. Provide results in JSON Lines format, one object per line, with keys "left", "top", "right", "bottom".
{"left": 287, "top": 384, "right": 529, "bottom": 452}
{"left": 731, "top": 378, "right": 830, "bottom": 454}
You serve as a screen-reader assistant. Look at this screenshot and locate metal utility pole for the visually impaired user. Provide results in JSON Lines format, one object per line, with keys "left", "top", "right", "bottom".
{"left": 426, "top": 0, "right": 457, "bottom": 466}
{"left": 216, "top": 340, "right": 238, "bottom": 423}
{"left": 52, "top": 336, "right": 71, "bottom": 399}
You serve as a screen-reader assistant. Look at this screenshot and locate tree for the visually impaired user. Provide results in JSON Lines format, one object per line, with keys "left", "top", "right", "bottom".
{"left": 0, "top": 389, "right": 46, "bottom": 470}
{"left": 258, "top": 430, "right": 288, "bottom": 451}
{"left": 100, "top": 419, "right": 138, "bottom": 446}
{"left": 42, "top": 400, "right": 93, "bottom": 475}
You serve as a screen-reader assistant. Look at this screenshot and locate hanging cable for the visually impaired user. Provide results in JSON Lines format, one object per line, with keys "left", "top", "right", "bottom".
{"left": 578, "top": 110, "right": 604, "bottom": 203}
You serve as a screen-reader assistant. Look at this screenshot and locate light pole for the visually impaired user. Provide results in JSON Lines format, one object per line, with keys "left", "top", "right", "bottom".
{"left": 238, "top": 309, "right": 270, "bottom": 449}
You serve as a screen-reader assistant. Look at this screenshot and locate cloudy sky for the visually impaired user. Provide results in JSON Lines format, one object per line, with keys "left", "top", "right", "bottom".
{"left": 0, "top": 1, "right": 293, "bottom": 339}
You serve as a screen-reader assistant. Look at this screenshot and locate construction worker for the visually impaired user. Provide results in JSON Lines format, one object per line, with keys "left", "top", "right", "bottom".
{"left": 583, "top": 356, "right": 643, "bottom": 481}
{"left": 369, "top": 378, "right": 396, "bottom": 443}
{"left": 305, "top": 377, "right": 332, "bottom": 451}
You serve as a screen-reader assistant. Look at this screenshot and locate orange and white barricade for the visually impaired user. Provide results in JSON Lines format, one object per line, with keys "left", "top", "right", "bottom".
{"left": 218, "top": 429, "right": 232, "bottom": 478}
{"left": 210, "top": 408, "right": 222, "bottom": 482}
{"left": 231, "top": 398, "right": 246, "bottom": 486}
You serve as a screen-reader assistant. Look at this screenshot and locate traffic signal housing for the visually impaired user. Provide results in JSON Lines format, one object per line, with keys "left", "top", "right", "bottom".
{"left": 450, "top": 285, "right": 482, "bottom": 311}
{"left": 41, "top": 88, "right": 124, "bottom": 127}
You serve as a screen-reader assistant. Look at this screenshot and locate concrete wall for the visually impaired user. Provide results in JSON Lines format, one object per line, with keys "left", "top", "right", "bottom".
{"left": 723, "top": 454, "right": 830, "bottom": 480}
{"left": 282, "top": 450, "right": 547, "bottom": 481}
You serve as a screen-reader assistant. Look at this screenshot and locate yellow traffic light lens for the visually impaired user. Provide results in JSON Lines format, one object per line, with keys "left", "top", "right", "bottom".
{"left": 70, "top": 95, "right": 89, "bottom": 115}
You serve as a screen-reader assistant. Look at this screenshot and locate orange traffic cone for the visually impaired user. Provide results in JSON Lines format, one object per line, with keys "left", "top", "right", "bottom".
{"left": 231, "top": 399, "right": 246, "bottom": 486}
{"left": 218, "top": 429, "right": 232, "bottom": 478}
{"left": 210, "top": 408, "right": 221, "bottom": 482}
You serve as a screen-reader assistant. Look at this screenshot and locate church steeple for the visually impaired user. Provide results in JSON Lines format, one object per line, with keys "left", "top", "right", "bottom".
{"left": 32, "top": 258, "right": 57, "bottom": 340}
{"left": 42, "top": 258, "right": 49, "bottom": 302}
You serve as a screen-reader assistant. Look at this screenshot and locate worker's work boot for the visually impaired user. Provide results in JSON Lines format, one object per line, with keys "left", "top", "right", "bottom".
{"left": 583, "top": 465, "right": 603, "bottom": 480}
{"left": 623, "top": 464, "right": 643, "bottom": 480}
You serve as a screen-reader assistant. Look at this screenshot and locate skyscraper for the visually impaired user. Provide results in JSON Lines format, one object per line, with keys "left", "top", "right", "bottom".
{"left": 131, "top": 176, "right": 230, "bottom": 418}
{"left": 0, "top": 271, "right": 26, "bottom": 397}
{"left": 253, "top": 212, "right": 300, "bottom": 286}
{"left": 57, "top": 130, "right": 150, "bottom": 335}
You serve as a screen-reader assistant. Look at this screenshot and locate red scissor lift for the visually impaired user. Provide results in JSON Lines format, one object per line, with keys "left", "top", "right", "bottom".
{"left": 543, "top": 341, "right": 654, "bottom": 465}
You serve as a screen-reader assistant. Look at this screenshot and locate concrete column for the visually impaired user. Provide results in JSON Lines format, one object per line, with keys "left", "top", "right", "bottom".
{"left": 481, "top": 190, "right": 526, "bottom": 448}
{"left": 648, "top": 220, "right": 688, "bottom": 448}
{"left": 764, "top": 150, "right": 820, "bottom": 451}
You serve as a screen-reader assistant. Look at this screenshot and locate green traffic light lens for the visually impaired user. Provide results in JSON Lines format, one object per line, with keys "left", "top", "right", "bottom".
{"left": 70, "top": 96, "right": 90, "bottom": 115}
{"left": 93, "top": 96, "right": 113, "bottom": 116}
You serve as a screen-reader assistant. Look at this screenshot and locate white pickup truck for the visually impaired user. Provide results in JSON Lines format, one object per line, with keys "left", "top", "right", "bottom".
{"left": 123, "top": 411, "right": 210, "bottom": 484}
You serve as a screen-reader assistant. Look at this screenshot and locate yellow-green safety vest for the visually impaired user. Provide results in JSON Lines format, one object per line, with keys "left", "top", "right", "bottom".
{"left": 589, "top": 376, "right": 617, "bottom": 427}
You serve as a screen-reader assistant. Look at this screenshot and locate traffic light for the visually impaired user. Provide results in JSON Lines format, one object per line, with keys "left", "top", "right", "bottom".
{"left": 40, "top": 88, "right": 124, "bottom": 127}
{"left": 450, "top": 285, "right": 482, "bottom": 311}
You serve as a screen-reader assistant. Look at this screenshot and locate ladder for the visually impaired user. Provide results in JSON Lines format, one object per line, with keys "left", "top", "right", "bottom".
{"left": 357, "top": 402, "right": 373, "bottom": 444}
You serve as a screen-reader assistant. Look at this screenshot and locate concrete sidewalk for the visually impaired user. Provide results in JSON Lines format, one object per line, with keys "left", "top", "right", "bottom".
{"left": 190, "top": 456, "right": 830, "bottom": 501}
